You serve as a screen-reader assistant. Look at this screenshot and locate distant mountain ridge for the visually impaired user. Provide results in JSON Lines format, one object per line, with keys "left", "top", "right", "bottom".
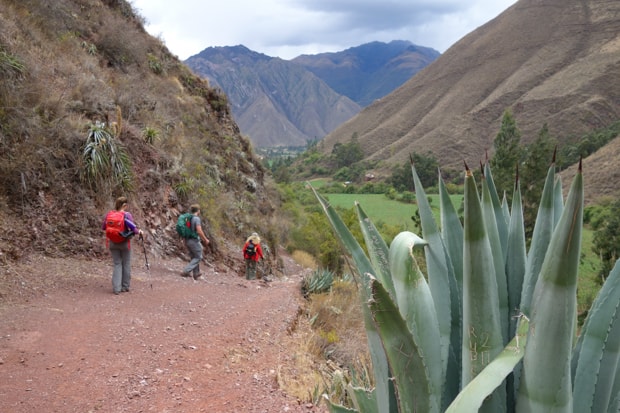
{"left": 292, "top": 41, "right": 440, "bottom": 106}
{"left": 185, "top": 41, "right": 439, "bottom": 147}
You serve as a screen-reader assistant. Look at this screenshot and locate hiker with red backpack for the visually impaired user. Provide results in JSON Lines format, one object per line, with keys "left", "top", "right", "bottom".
{"left": 102, "top": 196, "right": 143, "bottom": 295}
{"left": 243, "top": 232, "right": 264, "bottom": 280}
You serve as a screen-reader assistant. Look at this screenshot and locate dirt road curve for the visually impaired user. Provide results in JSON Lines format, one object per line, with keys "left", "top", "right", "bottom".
{"left": 0, "top": 252, "right": 323, "bottom": 413}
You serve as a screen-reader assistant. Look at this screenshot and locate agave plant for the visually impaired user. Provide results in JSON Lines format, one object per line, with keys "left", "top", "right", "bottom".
{"left": 311, "top": 156, "right": 620, "bottom": 412}
{"left": 82, "top": 121, "right": 132, "bottom": 191}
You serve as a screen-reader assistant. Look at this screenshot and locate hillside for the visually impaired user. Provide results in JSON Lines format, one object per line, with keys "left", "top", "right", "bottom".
{"left": 0, "top": 0, "right": 278, "bottom": 264}
{"left": 322, "top": 0, "right": 620, "bottom": 200}
{"left": 185, "top": 41, "right": 438, "bottom": 148}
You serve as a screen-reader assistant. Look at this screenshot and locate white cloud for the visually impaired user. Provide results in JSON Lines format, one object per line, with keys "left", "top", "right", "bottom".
{"left": 130, "top": 0, "right": 517, "bottom": 60}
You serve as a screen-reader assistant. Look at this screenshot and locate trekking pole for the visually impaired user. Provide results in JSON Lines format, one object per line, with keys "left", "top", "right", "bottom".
{"left": 139, "top": 233, "right": 152, "bottom": 288}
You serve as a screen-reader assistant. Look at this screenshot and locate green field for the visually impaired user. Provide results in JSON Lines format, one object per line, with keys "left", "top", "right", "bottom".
{"left": 322, "top": 193, "right": 463, "bottom": 231}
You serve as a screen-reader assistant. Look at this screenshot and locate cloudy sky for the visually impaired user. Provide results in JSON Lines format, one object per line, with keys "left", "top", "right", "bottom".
{"left": 131, "top": 0, "right": 517, "bottom": 60}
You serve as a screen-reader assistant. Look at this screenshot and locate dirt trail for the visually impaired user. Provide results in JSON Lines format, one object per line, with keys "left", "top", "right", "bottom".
{"left": 0, "top": 252, "right": 322, "bottom": 413}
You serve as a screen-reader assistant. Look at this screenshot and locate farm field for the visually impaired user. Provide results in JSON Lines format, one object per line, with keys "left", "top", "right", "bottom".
{"left": 322, "top": 193, "right": 463, "bottom": 231}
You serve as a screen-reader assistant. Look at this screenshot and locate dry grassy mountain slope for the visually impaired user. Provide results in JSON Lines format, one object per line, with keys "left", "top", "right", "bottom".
{"left": 0, "top": 0, "right": 278, "bottom": 264}
{"left": 322, "top": 0, "right": 620, "bottom": 180}
{"left": 185, "top": 46, "right": 361, "bottom": 147}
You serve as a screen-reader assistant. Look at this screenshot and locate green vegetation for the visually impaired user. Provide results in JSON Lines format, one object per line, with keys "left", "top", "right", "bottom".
{"left": 557, "top": 120, "right": 620, "bottom": 168}
{"left": 312, "top": 159, "right": 620, "bottom": 412}
{"left": 589, "top": 197, "right": 620, "bottom": 281}
{"left": 302, "top": 268, "right": 336, "bottom": 297}
{"left": 82, "top": 120, "right": 132, "bottom": 193}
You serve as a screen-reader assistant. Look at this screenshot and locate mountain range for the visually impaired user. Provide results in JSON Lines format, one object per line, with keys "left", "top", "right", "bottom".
{"left": 185, "top": 41, "right": 439, "bottom": 147}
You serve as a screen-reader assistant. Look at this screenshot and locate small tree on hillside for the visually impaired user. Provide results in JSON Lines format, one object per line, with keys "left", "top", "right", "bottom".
{"left": 331, "top": 133, "right": 364, "bottom": 170}
{"left": 490, "top": 109, "right": 524, "bottom": 195}
{"left": 520, "top": 123, "right": 558, "bottom": 238}
{"left": 592, "top": 197, "right": 620, "bottom": 282}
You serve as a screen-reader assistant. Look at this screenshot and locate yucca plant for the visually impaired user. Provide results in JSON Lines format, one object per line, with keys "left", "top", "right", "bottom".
{"left": 310, "top": 156, "right": 620, "bottom": 412}
{"left": 82, "top": 121, "right": 132, "bottom": 191}
{"left": 303, "top": 268, "right": 336, "bottom": 296}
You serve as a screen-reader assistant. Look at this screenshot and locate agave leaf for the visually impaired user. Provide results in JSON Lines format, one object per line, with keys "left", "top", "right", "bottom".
{"left": 462, "top": 166, "right": 506, "bottom": 412}
{"left": 356, "top": 202, "right": 395, "bottom": 299}
{"left": 520, "top": 163, "right": 556, "bottom": 317}
{"left": 411, "top": 163, "right": 456, "bottom": 399}
{"left": 389, "top": 231, "right": 443, "bottom": 409}
{"left": 501, "top": 192, "right": 511, "bottom": 228}
{"left": 506, "top": 177, "right": 527, "bottom": 337}
{"left": 446, "top": 316, "right": 529, "bottom": 413}
{"left": 438, "top": 172, "right": 463, "bottom": 295}
{"left": 309, "top": 185, "right": 396, "bottom": 413}
{"left": 348, "top": 385, "right": 377, "bottom": 413}
{"left": 516, "top": 165, "right": 583, "bottom": 413}
{"left": 327, "top": 402, "right": 358, "bottom": 413}
{"left": 484, "top": 162, "right": 509, "bottom": 257}
{"left": 369, "top": 276, "right": 441, "bottom": 413}
{"left": 573, "top": 259, "right": 620, "bottom": 412}
{"left": 481, "top": 171, "right": 510, "bottom": 344}
{"left": 553, "top": 174, "right": 564, "bottom": 228}
{"left": 438, "top": 171, "right": 464, "bottom": 404}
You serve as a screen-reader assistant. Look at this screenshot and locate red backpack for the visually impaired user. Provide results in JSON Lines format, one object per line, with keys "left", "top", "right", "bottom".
{"left": 105, "top": 210, "right": 126, "bottom": 243}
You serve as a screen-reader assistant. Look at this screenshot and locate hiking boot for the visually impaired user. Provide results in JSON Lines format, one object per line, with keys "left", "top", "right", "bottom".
{"left": 121, "top": 287, "right": 130, "bottom": 292}
{"left": 193, "top": 272, "right": 203, "bottom": 280}
{"left": 181, "top": 271, "right": 191, "bottom": 277}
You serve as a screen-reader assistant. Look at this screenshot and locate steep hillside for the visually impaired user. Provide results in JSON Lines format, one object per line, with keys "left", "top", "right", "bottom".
{"left": 292, "top": 40, "right": 440, "bottom": 107}
{"left": 322, "top": 0, "right": 620, "bottom": 199}
{"left": 185, "top": 46, "right": 361, "bottom": 147}
{"left": 0, "top": 0, "right": 279, "bottom": 263}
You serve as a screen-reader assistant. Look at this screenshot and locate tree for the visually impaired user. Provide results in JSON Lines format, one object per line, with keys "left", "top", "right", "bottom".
{"left": 331, "top": 133, "right": 364, "bottom": 170}
{"left": 490, "top": 110, "right": 524, "bottom": 195}
{"left": 592, "top": 197, "right": 620, "bottom": 282}
{"left": 388, "top": 152, "right": 438, "bottom": 192}
{"left": 520, "top": 123, "right": 557, "bottom": 238}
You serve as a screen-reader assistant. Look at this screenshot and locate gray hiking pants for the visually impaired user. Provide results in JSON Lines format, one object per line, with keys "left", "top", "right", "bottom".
{"left": 109, "top": 240, "right": 131, "bottom": 293}
{"left": 183, "top": 238, "right": 203, "bottom": 276}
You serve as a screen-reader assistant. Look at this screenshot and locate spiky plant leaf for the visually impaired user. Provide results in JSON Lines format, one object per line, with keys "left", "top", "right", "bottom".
{"left": 438, "top": 171, "right": 464, "bottom": 404}
{"left": 506, "top": 176, "right": 527, "bottom": 337}
{"left": 309, "top": 184, "right": 395, "bottom": 413}
{"left": 446, "top": 316, "right": 529, "bottom": 413}
{"left": 327, "top": 402, "right": 358, "bottom": 413}
{"left": 481, "top": 169, "right": 510, "bottom": 344}
{"left": 462, "top": 166, "right": 506, "bottom": 412}
{"left": 356, "top": 202, "right": 395, "bottom": 299}
{"left": 348, "top": 385, "right": 376, "bottom": 413}
{"left": 484, "top": 161, "right": 509, "bottom": 257}
{"left": 553, "top": 175, "right": 564, "bottom": 227}
{"left": 516, "top": 164, "right": 583, "bottom": 413}
{"left": 369, "top": 277, "right": 440, "bottom": 413}
{"left": 520, "top": 163, "right": 556, "bottom": 317}
{"left": 411, "top": 162, "right": 456, "bottom": 401}
{"left": 573, "top": 259, "right": 620, "bottom": 412}
{"left": 389, "top": 231, "right": 442, "bottom": 410}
